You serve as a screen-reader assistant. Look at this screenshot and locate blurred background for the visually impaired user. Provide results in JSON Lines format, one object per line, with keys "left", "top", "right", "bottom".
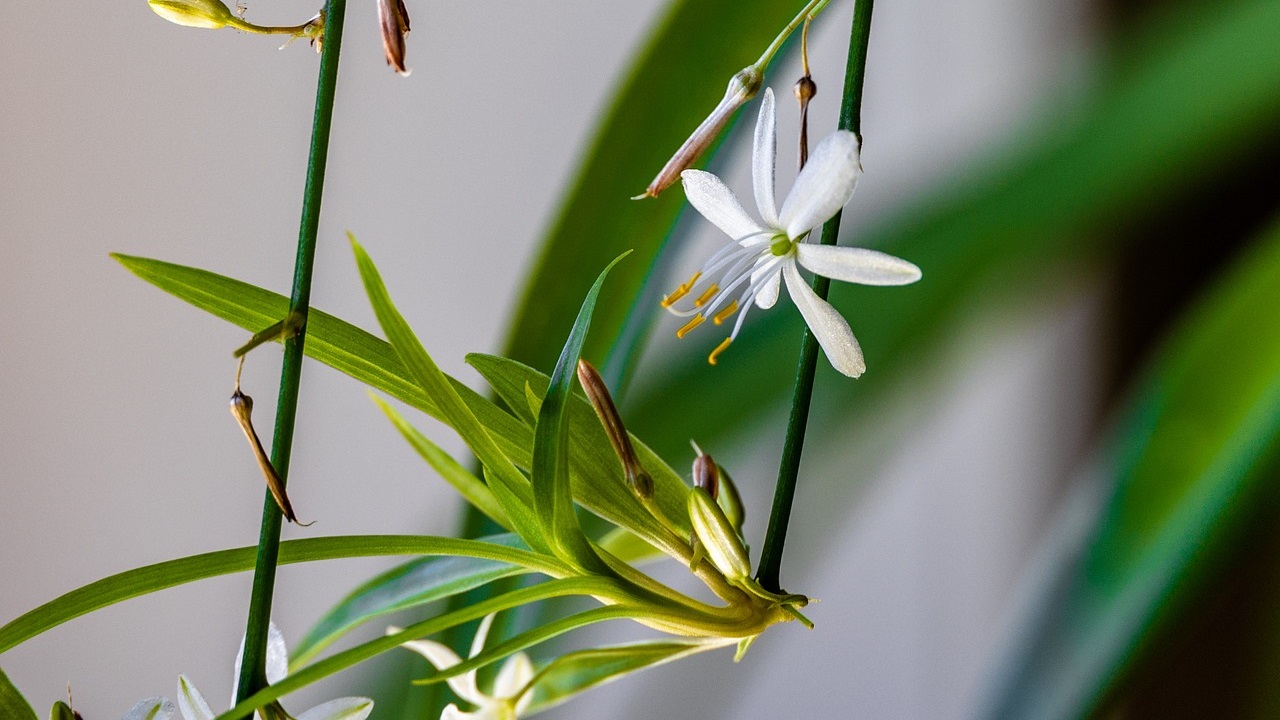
{"left": 3, "top": 0, "right": 1279, "bottom": 718}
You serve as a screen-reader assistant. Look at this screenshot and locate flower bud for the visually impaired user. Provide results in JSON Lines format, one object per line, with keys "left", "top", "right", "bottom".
{"left": 377, "top": 0, "right": 412, "bottom": 76}
{"left": 688, "top": 486, "right": 750, "bottom": 580}
{"left": 148, "top": 0, "right": 237, "bottom": 29}
{"left": 717, "top": 467, "right": 746, "bottom": 537}
{"left": 636, "top": 66, "right": 762, "bottom": 199}
{"left": 577, "top": 359, "right": 653, "bottom": 499}
{"left": 692, "top": 452, "right": 719, "bottom": 499}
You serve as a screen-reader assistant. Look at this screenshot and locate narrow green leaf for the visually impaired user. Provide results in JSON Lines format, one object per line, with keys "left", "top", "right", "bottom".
{"left": 0, "top": 670, "right": 37, "bottom": 720}
{"left": 597, "top": 526, "right": 663, "bottom": 565}
{"left": 349, "top": 237, "right": 547, "bottom": 553}
{"left": 988, "top": 217, "right": 1280, "bottom": 719}
{"left": 291, "top": 534, "right": 532, "bottom": 667}
{"left": 411, "top": 606, "right": 642, "bottom": 687}
{"left": 468, "top": 353, "right": 691, "bottom": 539}
{"left": 525, "top": 639, "right": 732, "bottom": 714}
{"left": 111, "top": 254, "right": 689, "bottom": 542}
{"left": 373, "top": 395, "right": 512, "bottom": 533}
{"left": 0, "top": 535, "right": 568, "bottom": 655}
{"left": 214, "top": 577, "right": 632, "bottom": 720}
{"left": 532, "top": 253, "right": 630, "bottom": 571}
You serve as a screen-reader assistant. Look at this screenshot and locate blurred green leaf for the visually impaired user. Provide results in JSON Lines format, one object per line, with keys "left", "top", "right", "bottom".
{"left": 0, "top": 670, "right": 37, "bottom": 720}
{"left": 625, "top": 0, "right": 1280, "bottom": 460}
{"left": 352, "top": 237, "right": 548, "bottom": 552}
{"left": 0, "top": 535, "right": 564, "bottom": 655}
{"left": 531, "top": 254, "right": 629, "bottom": 572}
{"left": 291, "top": 533, "right": 532, "bottom": 667}
{"left": 501, "top": 0, "right": 810, "bottom": 375}
{"left": 525, "top": 639, "right": 730, "bottom": 714}
{"left": 374, "top": 396, "right": 512, "bottom": 533}
{"left": 987, "top": 217, "right": 1280, "bottom": 719}
{"left": 49, "top": 702, "right": 74, "bottom": 720}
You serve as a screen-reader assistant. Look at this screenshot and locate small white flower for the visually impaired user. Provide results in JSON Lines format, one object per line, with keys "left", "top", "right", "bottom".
{"left": 122, "top": 623, "right": 373, "bottom": 720}
{"left": 392, "top": 614, "right": 535, "bottom": 720}
{"left": 665, "top": 87, "right": 921, "bottom": 378}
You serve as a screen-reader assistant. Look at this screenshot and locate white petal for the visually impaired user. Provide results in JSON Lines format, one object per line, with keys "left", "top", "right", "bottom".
{"left": 294, "top": 698, "right": 374, "bottom": 720}
{"left": 233, "top": 621, "right": 290, "bottom": 702}
{"left": 795, "top": 245, "right": 921, "bottom": 286}
{"left": 469, "top": 613, "right": 496, "bottom": 660}
{"left": 123, "top": 697, "right": 175, "bottom": 720}
{"left": 265, "top": 622, "right": 289, "bottom": 684}
{"left": 752, "top": 88, "right": 779, "bottom": 228}
{"left": 783, "top": 262, "right": 866, "bottom": 378}
{"left": 176, "top": 676, "right": 214, "bottom": 720}
{"left": 778, "top": 131, "right": 861, "bottom": 239}
{"left": 441, "top": 704, "right": 484, "bottom": 720}
{"left": 493, "top": 652, "right": 535, "bottom": 700}
{"left": 391, "top": 629, "right": 483, "bottom": 705}
{"left": 680, "top": 170, "right": 765, "bottom": 242}
{"left": 752, "top": 265, "right": 781, "bottom": 309}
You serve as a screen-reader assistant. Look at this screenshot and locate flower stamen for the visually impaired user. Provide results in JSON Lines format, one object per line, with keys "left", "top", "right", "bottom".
{"left": 677, "top": 314, "right": 706, "bottom": 338}
{"left": 708, "top": 338, "right": 732, "bottom": 365}
{"left": 661, "top": 272, "right": 701, "bottom": 308}
{"left": 694, "top": 284, "right": 720, "bottom": 307}
{"left": 712, "top": 301, "right": 739, "bottom": 325}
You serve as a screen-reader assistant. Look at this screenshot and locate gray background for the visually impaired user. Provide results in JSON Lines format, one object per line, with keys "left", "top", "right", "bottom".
{"left": 0, "top": 0, "right": 1094, "bottom": 716}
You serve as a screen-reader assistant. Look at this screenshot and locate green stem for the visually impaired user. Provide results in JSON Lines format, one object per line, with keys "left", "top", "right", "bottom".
{"left": 752, "top": 0, "right": 834, "bottom": 71}
{"left": 757, "top": 0, "right": 874, "bottom": 594}
{"left": 233, "top": 0, "right": 346, "bottom": 709}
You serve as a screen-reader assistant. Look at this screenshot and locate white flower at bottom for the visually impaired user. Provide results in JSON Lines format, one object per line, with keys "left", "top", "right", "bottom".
{"left": 391, "top": 614, "right": 535, "bottom": 720}
{"left": 666, "top": 87, "right": 922, "bottom": 378}
{"left": 122, "top": 622, "right": 373, "bottom": 720}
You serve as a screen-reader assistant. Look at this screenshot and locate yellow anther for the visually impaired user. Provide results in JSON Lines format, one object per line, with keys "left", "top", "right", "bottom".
{"left": 661, "top": 286, "right": 689, "bottom": 308}
{"left": 712, "top": 301, "right": 739, "bottom": 325}
{"left": 694, "top": 284, "right": 720, "bottom": 307}
{"left": 708, "top": 337, "right": 732, "bottom": 365}
{"left": 660, "top": 272, "right": 701, "bottom": 308}
{"left": 676, "top": 314, "right": 706, "bottom": 339}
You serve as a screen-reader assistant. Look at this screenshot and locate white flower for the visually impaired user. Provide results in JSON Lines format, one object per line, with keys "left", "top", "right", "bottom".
{"left": 122, "top": 623, "right": 373, "bottom": 720}
{"left": 665, "top": 87, "right": 921, "bottom": 378}
{"left": 391, "top": 614, "right": 535, "bottom": 720}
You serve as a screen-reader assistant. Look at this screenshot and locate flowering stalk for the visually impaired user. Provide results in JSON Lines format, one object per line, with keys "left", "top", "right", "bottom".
{"left": 234, "top": 0, "right": 347, "bottom": 710}
{"left": 757, "top": 0, "right": 876, "bottom": 594}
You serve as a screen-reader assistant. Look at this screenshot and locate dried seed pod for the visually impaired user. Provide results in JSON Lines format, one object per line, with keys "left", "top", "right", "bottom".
{"left": 230, "top": 388, "right": 306, "bottom": 524}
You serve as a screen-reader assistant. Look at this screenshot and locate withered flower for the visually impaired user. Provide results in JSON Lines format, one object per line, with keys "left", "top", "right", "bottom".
{"left": 377, "top": 0, "right": 412, "bottom": 76}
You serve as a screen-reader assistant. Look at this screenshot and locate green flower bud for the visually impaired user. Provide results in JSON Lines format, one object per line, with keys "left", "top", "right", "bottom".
{"left": 688, "top": 486, "right": 750, "bottom": 580}
{"left": 148, "top": 0, "right": 236, "bottom": 29}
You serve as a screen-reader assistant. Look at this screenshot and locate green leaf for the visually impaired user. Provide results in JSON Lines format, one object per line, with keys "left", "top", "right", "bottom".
{"left": 49, "top": 702, "right": 75, "bottom": 720}
{"left": 500, "top": 0, "right": 811, "bottom": 375}
{"left": 349, "top": 236, "right": 548, "bottom": 553}
{"left": 112, "top": 254, "right": 689, "bottom": 546}
{"left": 291, "top": 534, "right": 533, "bottom": 667}
{"left": 215, "top": 578, "right": 632, "bottom": 720}
{"left": 373, "top": 395, "right": 512, "bottom": 533}
{"left": 468, "top": 353, "right": 691, "bottom": 540}
{"left": 625, "top": 0, "right": 1280, "bottom": 460}
{"left": 987, "top": 217, "right": 1280, "bottom": 719}
{"left": 524, "top": 639, "right": 732, "bottom": 714}
{"left": 0, "top": 535, "right": 568, "bottom": 655}
{"left": 532, "top": 253, "right": 630, "bottom": 572}
{"left": 0, "top": 670, "right": 37, "bottom": 720}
